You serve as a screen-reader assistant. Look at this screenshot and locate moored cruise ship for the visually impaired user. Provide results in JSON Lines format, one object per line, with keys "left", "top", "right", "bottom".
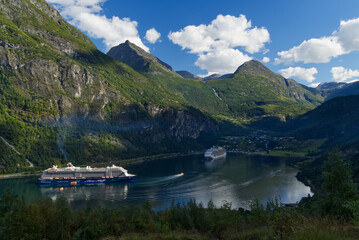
{"left": 37, "top": 163, "right": 136, "bottom": 185}
{"left": 204, "top": 146, "right": 227, "bottom": 159}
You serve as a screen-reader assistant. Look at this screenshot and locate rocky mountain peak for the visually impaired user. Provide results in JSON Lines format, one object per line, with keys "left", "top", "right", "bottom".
{"left": 234, "top": 60, "right": 272, "bottom": 76}
{"left": 107, "top": 40, "right": 181, "bottom": 77}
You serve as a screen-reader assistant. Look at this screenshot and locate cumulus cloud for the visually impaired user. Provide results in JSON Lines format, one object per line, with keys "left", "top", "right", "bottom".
{"left": 275, "top": 17, "right": 359, "bottom": 64}
{"left": 145, "top": 28, "right": 161, "bottom": 44}
{"left": 47, "top": 0, "right": 149, "bottom": 52}
{"left": 276, "top": 37, "right": 344, "bottom": 64}
{"left": 331, "top": 66, "right": 359, "bottom": 82}
{"left": 279, "top": 67, "right": 318, "bottom": 83}
{"left": 336, "top": 18, "right": 359, "bottom": 52}
{"left": 168, "top": 14, "right": 270, "bottom": 74}
{"left": 195, "top": 48, "right": 252, "bottom": 74}
{"left": 261, "top": 57, "right": 270, "bottom": 63}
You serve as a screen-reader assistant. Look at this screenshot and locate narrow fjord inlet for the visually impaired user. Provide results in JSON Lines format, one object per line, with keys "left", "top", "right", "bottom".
{"left": 1, "top": 154, "right": 311, "bottom": 210}
{"left": 1, "top": 0, "right": 359, "bottom": 239}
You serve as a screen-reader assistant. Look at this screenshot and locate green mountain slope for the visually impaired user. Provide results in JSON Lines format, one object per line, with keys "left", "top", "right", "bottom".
{"left": 287, "top": 95, "right": 359, "bottom": 145}
{"left": 107, "top": 41, "right": 231, "bottom": 117}
{"left": 207, "top": 60, "right": 323, "bottom": 121}
{"left": 107, "top": 44, "right": 323, "bottom": 123}
{"left": 0, "top": 0, "right": 218, "bottom": 173}
{"left": 288, "top": 95, "right": 359, "bottom": 190}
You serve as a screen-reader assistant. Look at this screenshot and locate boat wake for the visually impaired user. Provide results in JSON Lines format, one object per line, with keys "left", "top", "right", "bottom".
{"left": 135, "top": 173, "right": 184, "bottom": 187}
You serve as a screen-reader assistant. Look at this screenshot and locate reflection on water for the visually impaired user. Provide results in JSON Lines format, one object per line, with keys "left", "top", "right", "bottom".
{"left": 204, "top": 156, "right": 226, "bottom": 170}
{"left": 39, "top": 184, "right": 129, "bottom": 202}
{"left": 0, "top": 153, "right": 312, "bottom": 210}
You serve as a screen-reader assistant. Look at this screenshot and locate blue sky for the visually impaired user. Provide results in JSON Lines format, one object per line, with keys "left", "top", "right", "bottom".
{"left": 47, "top": 0, "right": 359, "bottom": 86}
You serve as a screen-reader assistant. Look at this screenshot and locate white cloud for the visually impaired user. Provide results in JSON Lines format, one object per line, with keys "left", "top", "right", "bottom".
{"left": 347, "top": 79, "right": 359, "bottom": 83}
{"left": 168, "top": 15, "right": 269, "bottom": 54}
{"left": 275, "top": 17, "right": 359, "bottom": 64}
{"left": 336, "top": 18, "right": 359, "bottom": 52}
{"left": 279, "top": 67, "right": 318, "bottom": 83}
{"left": 168, "top": 14, "right": 270, "bottom": 74}
{"left": 195, "top": 48, "right": 252, "bottom": 74}
{"left": 46, "top": 0, "right": 149, "bottom": 52}
{"left": 275, "top": 37, "right": 344, "bottom": 64}
{"left": 145, "top": 28, "right": 161, "bottom": 44}
{"left": 309, "top": 83, "right": 321, "bottom": 88}
{"left": 261, "top": 57, "right": 270, "bottom": 63}
{"left": 331, "top": 66, "right": 359, "bottom": 82}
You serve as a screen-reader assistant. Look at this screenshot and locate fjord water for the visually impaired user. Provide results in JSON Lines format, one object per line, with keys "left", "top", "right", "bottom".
{"left": 0, "top": 154, "right": 311, "bottom": 210}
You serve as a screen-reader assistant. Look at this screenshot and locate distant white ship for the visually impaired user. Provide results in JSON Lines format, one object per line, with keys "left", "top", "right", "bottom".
{"left": 204, "top": 146, "right": 227, "bottom": 159}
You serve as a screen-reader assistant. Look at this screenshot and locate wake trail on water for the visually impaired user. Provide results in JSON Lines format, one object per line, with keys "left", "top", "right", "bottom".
{"left": 134, "top": 173, "right": 184, "bottom": 187}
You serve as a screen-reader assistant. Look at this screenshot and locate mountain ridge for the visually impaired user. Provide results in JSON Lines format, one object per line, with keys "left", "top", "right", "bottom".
{"left": 106, "top": 41, "right": 323, "bottom": 120}
{"left": 176, "top": 70, "right": 202, "bottom": 80}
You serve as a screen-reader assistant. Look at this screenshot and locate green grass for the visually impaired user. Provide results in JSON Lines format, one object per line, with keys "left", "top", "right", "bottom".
{"left": 207, "top": 74, "right": 319, "bottom": 119}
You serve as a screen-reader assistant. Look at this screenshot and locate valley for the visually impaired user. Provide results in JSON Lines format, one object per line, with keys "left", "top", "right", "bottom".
{"left": 1, "top": 1, "right": 359, "bottom": 239}
{"left": 0, "top": 0, "right": 358, "bottom": 186}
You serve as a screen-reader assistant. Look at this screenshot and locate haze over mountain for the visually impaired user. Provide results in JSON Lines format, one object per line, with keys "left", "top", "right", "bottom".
{"left": 304, "top": 81, "right": 359, "bottom": 101}
{"left": 316, "top": 82, "right": 347, "bottom": 90}
{"left": 176, "top": 70, "right": 202, "bottom": 80}
{"left": 176, "top": 71, "right": 232, "bottom": 81}
{"left": 324, "top": 81, "right": 359, "bottom": 100}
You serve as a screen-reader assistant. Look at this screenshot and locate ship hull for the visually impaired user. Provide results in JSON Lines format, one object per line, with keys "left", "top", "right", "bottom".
{"left": 37, "top": 176, "right": 135, "bottom": 186}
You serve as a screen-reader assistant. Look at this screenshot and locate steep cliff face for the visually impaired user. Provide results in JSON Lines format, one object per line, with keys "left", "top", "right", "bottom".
{"left": 145, "top": 104, "right": 217, "bottom": 140}
{"left": 0, "top": 0, "right": 126, "bottom": 121}
{"left": 0, "top": 0, "right": 218, "bottom": 173}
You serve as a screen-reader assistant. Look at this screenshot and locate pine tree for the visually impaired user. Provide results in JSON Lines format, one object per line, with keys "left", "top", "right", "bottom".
{"left": 321, "top": 150, "right": 358, "bottom": 219}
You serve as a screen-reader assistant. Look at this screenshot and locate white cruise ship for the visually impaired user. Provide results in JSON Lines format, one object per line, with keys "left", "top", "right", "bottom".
{"left": 204, "top": 146, "right": 227, "bottom": 159}
{"left": 37, "top": 163, "right": 135, "bottom": 185}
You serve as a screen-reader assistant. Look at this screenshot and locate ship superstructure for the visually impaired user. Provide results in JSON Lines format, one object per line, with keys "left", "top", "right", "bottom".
{"left": 37, "top": 163, "right": 135, "bottom": 185}
{"left": 204, "top": 146, "right": 227, "bottom": 159}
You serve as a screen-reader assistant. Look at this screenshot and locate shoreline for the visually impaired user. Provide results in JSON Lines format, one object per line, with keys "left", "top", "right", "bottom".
{"left": 0, "top": 172, "right": 41, "bottom": 179}
{"left": 228, "top": 150, "right": 311, "bottom": 158}
{"left": 93, "top": 150, "right": 205, "bottom": 168}
{"left": 0, "top": 150, "right": 205, "bottom": 179}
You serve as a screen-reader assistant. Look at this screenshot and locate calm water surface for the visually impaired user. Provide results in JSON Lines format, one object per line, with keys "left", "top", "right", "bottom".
{"left": 0, "top": 153, "right": 312, "bottom": 210}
